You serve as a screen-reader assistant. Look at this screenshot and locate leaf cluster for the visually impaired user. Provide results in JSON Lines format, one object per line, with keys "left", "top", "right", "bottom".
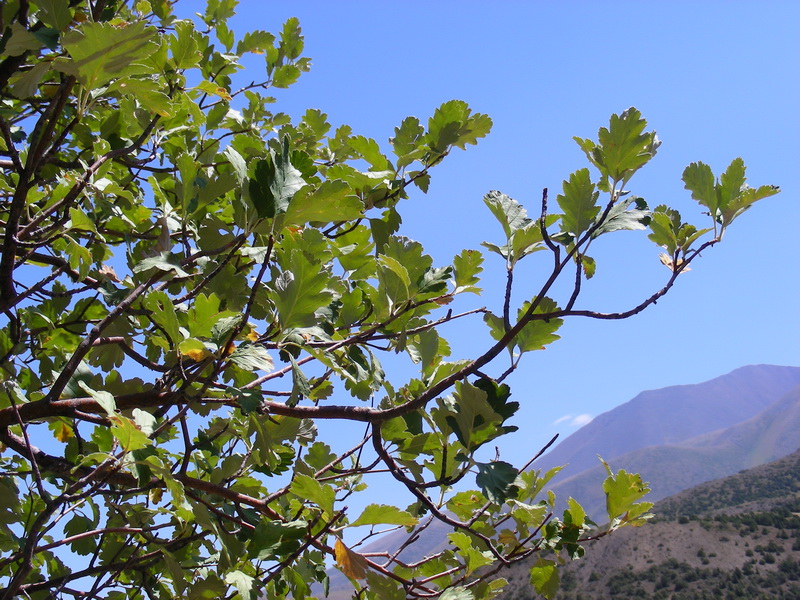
{"left": 0, "top": 2, "right": 778, "bottom": 600}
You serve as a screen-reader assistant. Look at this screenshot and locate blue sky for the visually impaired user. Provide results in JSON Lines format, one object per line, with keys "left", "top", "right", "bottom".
{"left": 213, "top": 1, "right": 799, "bottom": 466}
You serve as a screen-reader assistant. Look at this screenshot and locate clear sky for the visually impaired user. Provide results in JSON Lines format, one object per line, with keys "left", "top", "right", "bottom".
{"left": 210, "top": 1, "right": 798, "bottom": 467}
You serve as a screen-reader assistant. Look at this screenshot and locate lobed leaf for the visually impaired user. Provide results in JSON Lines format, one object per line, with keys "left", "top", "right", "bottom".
{"left": 556, "top": 168, "right": 599, "bottom": 239}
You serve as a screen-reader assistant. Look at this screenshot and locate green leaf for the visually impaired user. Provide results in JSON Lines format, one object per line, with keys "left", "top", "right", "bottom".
{"left": 683, "top": 159, "right": 779, "bottom": 231}
{"left": 248, "top": 520, "right": 307, "bottom": 561}
{"left": 377, "top": 255, "right": 411, "bottom": 307}
{"left": 717, "top": 159, "right": 779, "bottom": 226}
{"left": 107, "top": 77, "right": 172, "bottom": 117}
{"left": 110, "top": 415, "right": 151, "bottom": 451}
{"left": 452, "top": 249, "right": 483, "bottom": 294}
{"left": 143, "top": 290, "right": 182, "bottom": 344}
{"left": 272, "top": 250, "right": 334, "bottom": 330}
{"left": 290, "top": 473, "right": 335, "bottom": 519}
{"left": 426, "top": 100, "right": 492, "bottom": 153}
{"left": 56, "top": 21, "right": 158, "bottom": 88}
{"left": 575, "top": 107, "right": 659, "bottom": 190}
{"left": 224, "top": 145, "right": 248, "bottom": 186}
{"left": 78, "top": 381, "right": 116, "bottom": 415}
{"left": 365, "top": 572, "right": 405, "bottom": 600}
{"left": 529, "top": 558, "right": 560, "bottom": 599}
{"left": 37, "top": 0, "right": 73, "bottom": 30}
{"left": 133, "top": 252, "right": 190, "bottom": 279}
{"left": 483, "top": 190, "right": 532, "bottom": 239}
{"left": 273, "top": 64, "right": 301, "bottom": 88}
{"left": 390, "top": 116, "right": 425, "bottom": 168}
{"left": 2, "top": 23, "right": 43, "bottom": 57}
{"left": 475, "top": 461, "right": 518, "bottom": 504}
{"left": 224, "top": 570, "right": 258, "bottom": 600}
{"left": 349, "top": 135, "right": 391, "bottom": 171}
{"left": 448, "top": 531, "right": 493, "bottom": 574}
{"left": 170, "top": 20, "right": 201, "bottom": 69}
{"left": 592, "top": 196, "right": 650, "bottom": 237}
{"left": 509, "top": 223, "right": 549, "bottom": 265}
{"left": 63, "top": 515, "right": 96, "bottom": 555}
{"left": 439, "top": 380, "right": 510, "bottom": 450}
{"left": 279, "top": 16, "right": 304, "bottom": 59}
{"left": 287, "top": 355, "right": 311, "bottom": 407}
{"left": 513, "top": 297, "right": 563, "bottom": 353}
{"left": 557, "top": 168, "right": 599, "bottom": 239}
{"left": 193, "top": 79, "right": 232, "bottom": 101}
{"left": 601, "top": 459, "right": 653, "bottom": 526}
{"left": 566, "top": 497, "right": 586, "bottom": 527}
{"left": 439, "top": 587, "right": 474, "bottom": 600}
{"left": 283, "top": 180, "right": 363, "bottom": 227}
{"left": 187, "top": 293, "right": 239, "bottom": 338}
{"left": 350, "top": 504, "right": 418, "bottom": 527}
{"left": 132, "top": 408, "right": 156, "bottom": 437}
{"left": 236, "top": 29, "right": 276, "bottom": 55}
{"left": 229, "top": 343, "right": 274, "bottom": 372}
{"left": 248, "top": 137, "right": 307, "bottom": 219}
{"left": 682, "top": 161, "right": 718, "bottom": 216}
{"left": 226, "top": 386, "right": 263, "bottom": 414}
{"left": 474, "top": 377, "right": 519, "bottom": 422}
{"left": 719, "top": 157, "right": 746, "bottom": 209}
{"left": 407, "top": 328, "right": 447, "bottom": 375}
{"left": 9, "top": 62, "right": 50, "bottom": 98}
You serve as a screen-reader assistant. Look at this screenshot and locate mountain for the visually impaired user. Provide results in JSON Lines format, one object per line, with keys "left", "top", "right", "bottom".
{"left": 321, "top": 365, "right": 800, "bottom": 599}
{"left": 533, "top": 364, "right": 800, "bottom": 478}
{"left": 497, "top": 449, "right": 800, "bottom": 599}
{"left": 543, "top": 371, "right": 800, "bottom": 518}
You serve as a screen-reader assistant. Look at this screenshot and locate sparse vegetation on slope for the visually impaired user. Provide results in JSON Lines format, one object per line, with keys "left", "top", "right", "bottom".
{"left": 496, "top": 448, "right": 800, "bottom": 599}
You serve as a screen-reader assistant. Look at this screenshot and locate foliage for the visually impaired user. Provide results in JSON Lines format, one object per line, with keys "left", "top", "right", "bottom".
{"left": 0, "top": 1, "right": 778, "bottom": 599}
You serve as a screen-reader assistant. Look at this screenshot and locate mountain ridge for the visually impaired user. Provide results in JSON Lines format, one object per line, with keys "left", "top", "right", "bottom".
{"left": 545, "top": 381, "right": 800, "bottom": 517}
{"left": 533, "top": 364, "right": 800, "bottom": 478}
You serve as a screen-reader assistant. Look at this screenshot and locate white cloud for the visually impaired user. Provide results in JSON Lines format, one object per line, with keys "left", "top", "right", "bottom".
{"left": 571, "top": 413, "right": 593, "bottom": 427}
{"left": 553, "top": 413, "right": 594, "bottom": 427}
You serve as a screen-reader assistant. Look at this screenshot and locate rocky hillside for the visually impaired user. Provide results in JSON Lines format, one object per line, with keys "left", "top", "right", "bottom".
{"left": 498, "top": 449, "right": 800, "bottom": 600}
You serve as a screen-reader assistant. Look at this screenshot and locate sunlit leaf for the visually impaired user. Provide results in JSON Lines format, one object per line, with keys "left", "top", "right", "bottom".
{"left": 55, "top": 21, "right": 158, "bottom": 88}
{"left": 529, "top": 558, "right": 560, "bottom": 599}
{"left": 351, "top": 504, "right": 418, "bottom": 527}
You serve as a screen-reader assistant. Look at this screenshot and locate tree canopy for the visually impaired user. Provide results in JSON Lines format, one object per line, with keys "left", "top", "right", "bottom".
{"left": 0, "top": 1, "right": 779, "bottom": 599}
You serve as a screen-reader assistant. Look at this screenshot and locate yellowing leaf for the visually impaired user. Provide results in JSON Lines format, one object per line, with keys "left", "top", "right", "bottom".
{"left": 193, "top": 80, "right": 232, "bottom": 101}
{"left": 182, "top": 347, "right": 212, "bottom": 361}
{"left": 50, "top": 419, "right": 74, "bottom": 442}
{"left": 246, "top": 329, "right": 259, "bottom": 342}
{"left": 179, "top": 339, "right": 213, "bottom": 361}
{"left": 334, "top": 538, "right": 369, "bottom": 580}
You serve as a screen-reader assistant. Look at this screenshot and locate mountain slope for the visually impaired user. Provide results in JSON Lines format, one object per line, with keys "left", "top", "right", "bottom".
{"left": 533, "top": 364, "right": 800, "bottom": 479}
{"left": 497, "top": 449, "right": 800, "bottom": 600}
{"left": 545, "top": 383, "right": 800, "bottom": 518}
{"left": 321, "top": 366, "right": 800, "bottom": 599}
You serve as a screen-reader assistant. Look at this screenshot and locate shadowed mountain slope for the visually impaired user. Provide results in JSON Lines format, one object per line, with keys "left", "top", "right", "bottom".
{"left": 498, "top": 449, "right": 800, "bottom": 599}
